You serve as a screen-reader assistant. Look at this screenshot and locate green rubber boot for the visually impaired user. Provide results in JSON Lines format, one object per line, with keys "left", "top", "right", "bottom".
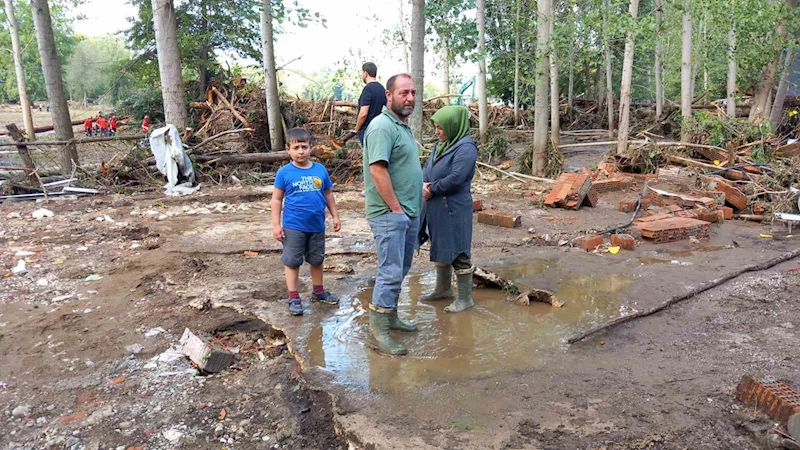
{"left": 444, "top": 267, "right": 475, "bottom": 313}
{"left": 389, "top": 310, "right": 418, "bottom": 332}
{"left": 368, "top": 305, "right": 408, "bottom": 356}
{"left": 421, "top": 263, "right": 454, "bottom": 301}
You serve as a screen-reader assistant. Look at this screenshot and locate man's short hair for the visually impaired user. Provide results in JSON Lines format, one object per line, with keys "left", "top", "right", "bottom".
{"left": 286, "top": 127, "right": 312, "bottom": 144}
{"left": 386, "top": 73, "right": 413, "bottom": 93}
{"left": 362, "top": 62, "right": 378, "bottom": 78}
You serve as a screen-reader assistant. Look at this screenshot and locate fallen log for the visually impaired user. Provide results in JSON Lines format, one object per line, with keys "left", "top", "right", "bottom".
{"left": 0, "top": 134, "right": 145, "bottom": 148}
{"left": 568, "top": 247, "right": 800, "bottom": 344}
{"left": 0, "top": 118, "right": 85, "bottom": 136}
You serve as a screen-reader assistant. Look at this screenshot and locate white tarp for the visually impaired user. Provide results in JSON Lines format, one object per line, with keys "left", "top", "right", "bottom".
{"left": 149, "top": 124, "right": 199, "bottom": 196}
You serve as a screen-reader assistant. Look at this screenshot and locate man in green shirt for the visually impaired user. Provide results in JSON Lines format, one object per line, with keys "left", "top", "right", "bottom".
{"left": 362, "top": 73, "right": 423, "bottom": 356}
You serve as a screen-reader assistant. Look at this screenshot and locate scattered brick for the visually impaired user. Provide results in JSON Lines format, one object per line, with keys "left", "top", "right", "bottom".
{"left": 610, "top": 234, "right": 637, "bottom": 251}
{"left": 581, "top": 184, "right": 600, "bottom": 208}
{"left": 472, "top": 198, "right": 483, "bottom": 212}
{"left": 693, "top": 208, "right": 721, "bottom": 223}
{"left": 477, "top": 210, "right": 521, "bottom": 228}
{"left": 721, "top": 206, "right": 733, "bottom": 219}
{"left": 619, "top": 197, "right": 638, "bottom": 213}
{"left": 574, "top": 235, "right": 604, "bottom": 252}
{"left": 665, "top": 204, "right": 684, "bottom": 213}
{"left": 674, "top": 210, "right": 699, "bottom": 220}
{"left": 545, "top": 173, "right": 593, "bottom": 210}
{"left": 736, "top": 375, "right": 800, "bottom": 425}
{"left": 180, "top": 328, "right": 233, "bottom": 373}
{"left": 592, "top": 178, "right": 625, "bottom": 193}
{"left": 638, "top": 217, "right": 711, "bottom": 243}
{"left": 705, "top": 176, "right": 748, "bottom": 210}
{"left": 60, "top": 410, "right": 88, "bottom": 425}
{"left": 753, "top": 202, "right": 768, "bottom": 215}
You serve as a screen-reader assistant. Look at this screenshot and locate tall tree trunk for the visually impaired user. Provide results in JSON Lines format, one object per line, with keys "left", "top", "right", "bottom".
{"left": 680, "top": 0, "right": 692, "bottom": 142}
{"left": 549, "top": 10, "right": 560, "bottom": 147}
{"left": 261, "top": 0, "right": 283, "bottom": 151}
{"left": 603, "top": 0, "right": 614, "bottom": 138}
{"left": 442, "top": 36, "right": 450, "bottom": 95}
{"left": 764, "top": 90, "right": 773, "bottom": 120}
{"left": 513, "top": 0, "right": 521, "bottom": 127}
{"left": 749, "top": 0, "right": 793, "bottom": 122}
{"left": 152, "top": 0, "right": 188, "bottom": 130}
{"left": 583, "top": 59, "right": 591, "bottom": 102}
{"left": 726, "top": 24, "right": 737, "bottom": 117}
{"left": 770, "top": 47, "right": 796, "bottom": 128}
{"left": 30, "top": 0, "right": 77, "bottom": 174}
{"left": 655, "top": 0, "right": 664, "bottom": 118}
{"left": 199, "top": 2, "right": 208, "bottom": 94}
{"left": 5, "top": 0, "right": 36, "bottom": 141}
{"left": 410, "top": 0, "right": 425, "bottom": 141}
{"left": 568, "top": 47, "right": 575, "bottom": 114}
{"left": 616, "top": 0, "right": 640, "bottom": 155}
{"left": 532, "top": 0, "right": 550, "bottom": 175}
{"left": 477, "top": 0, "right": 488, "bottom": 144}
{"left": 400, "top": 0, "right": 409, "bottom": 72}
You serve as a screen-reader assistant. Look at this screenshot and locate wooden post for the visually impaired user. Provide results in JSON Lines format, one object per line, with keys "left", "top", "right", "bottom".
{"left": 5, "top": 123, "right": 37, "bottom": 184}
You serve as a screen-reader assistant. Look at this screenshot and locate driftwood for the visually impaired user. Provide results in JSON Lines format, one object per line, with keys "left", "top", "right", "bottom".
{"left": 211, "top": 87, "right": 250, "bottom": 128}
{"left": 0, "top": 134, "right": 145, "bottom": 148}
{"left": 511, "top": 288, "right": 564, "bottom": 308}
{"left": 5, "top": 124, "right": 36, "bottom": 184}
{"left": 474, "top": 267, "right": 519, "bottom": 293}
{"left": 568, "top": 248, "right": 800, "bottom": 344}
{"left": 0, "top": 118, "right": 84, "bottom": 136}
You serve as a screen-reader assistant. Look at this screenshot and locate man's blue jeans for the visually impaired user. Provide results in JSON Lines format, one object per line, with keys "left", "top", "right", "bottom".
{"left": 367, "top": 212, "right": 420, "bottom": 309}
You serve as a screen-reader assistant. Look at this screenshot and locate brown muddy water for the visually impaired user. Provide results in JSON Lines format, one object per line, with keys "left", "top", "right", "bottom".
{"left": 296, "top": 260, "right": 632, "bottom": 391}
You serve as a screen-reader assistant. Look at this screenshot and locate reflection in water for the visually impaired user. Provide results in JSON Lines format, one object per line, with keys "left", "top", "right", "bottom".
{"left": 302, "top": 260, "right": 631, "bottom": 391}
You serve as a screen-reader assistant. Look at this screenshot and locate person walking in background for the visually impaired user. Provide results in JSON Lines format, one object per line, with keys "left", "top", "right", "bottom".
{"left": 109, "top": 116, "right": 119, "bottom": 136}
{"left": 362, "top": 74, "right": 423, "bottom": 356}
{"left": 96, "top": 115, "right": 108, "bottom": 137}
{"left": 141, "top": 115, "right": 151, "bottom": 134}
{"left": 353, "top": 62, "right": 387, "bottom": 146}
{"left": 83, "top": 116, "right": 94, "bottom": 136}
{"left": 418, "top": 105, "right": 479, "bottom": 313}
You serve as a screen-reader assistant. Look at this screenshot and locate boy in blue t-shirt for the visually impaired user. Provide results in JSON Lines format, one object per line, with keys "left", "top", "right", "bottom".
{"left": 272, "top": 128, "right": 341, "bottom": 316}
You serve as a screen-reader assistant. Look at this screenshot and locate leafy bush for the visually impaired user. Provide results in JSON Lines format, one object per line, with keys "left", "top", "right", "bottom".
{"left": 117, "top": 87, "right": 164, "bottom": 123}
{"left": 473, "top": 126, "right": 510, "bottom": 163}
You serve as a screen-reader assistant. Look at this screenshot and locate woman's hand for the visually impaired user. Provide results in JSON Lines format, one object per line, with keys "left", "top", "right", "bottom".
{"left": 422, "top": 182, "right": 432, "bottom": 201}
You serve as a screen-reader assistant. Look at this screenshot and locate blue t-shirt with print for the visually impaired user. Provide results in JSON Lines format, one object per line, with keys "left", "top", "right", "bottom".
{"left": 274, "top": 162, "right": 333, "bottom": 233}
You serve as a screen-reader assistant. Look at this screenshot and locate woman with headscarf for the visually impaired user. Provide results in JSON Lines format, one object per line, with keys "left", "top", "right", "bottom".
{"left": 419, "top": 105, "right": 479, "bottom": 313}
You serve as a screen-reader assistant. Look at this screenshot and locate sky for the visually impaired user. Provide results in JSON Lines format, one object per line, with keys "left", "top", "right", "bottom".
{"left": 70, "top": 0, "right": 476, "bottom": 97}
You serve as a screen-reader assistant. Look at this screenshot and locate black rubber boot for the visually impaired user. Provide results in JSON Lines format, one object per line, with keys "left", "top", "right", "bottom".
{"left": 444, "top": 267, "right": 475, "bottom": 313}
{"left": 367, "top": 305, "right": 408, "bottom": 356}
{"left": 421, "top": 263, "right": 454, "bottom": 301}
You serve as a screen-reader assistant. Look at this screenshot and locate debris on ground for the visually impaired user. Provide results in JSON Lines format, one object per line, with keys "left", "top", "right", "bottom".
{"left": 735, "top": 375, "right": 800, "bottom": 426}
{"left": 477, "top": 210, "right": 522, "bottom": 228}
{"left": 544, "top": 173, "right": 597, "bottom": 209}
{"left": 179, "top": 328, "right": 234, "bottom": 373}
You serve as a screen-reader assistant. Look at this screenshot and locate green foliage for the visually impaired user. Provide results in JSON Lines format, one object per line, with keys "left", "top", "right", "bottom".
{"left": 65, "top": 36, "right": 132, "bottom": 104}
{"left": 425, "top": 0, "right": 478, "bottom": 67}
{"left": 473, "top": 126, "right": 510, "bottom": 162}
{"left": 0, "top": 0, "right": 80, "bottom": 103}
{"left": 123, "top": 0, "right": 323, "bottom": 92}
{"left": 117, "top": 87, "right": 164, "bottom": 123}
{"left": 692, "top": 110, "right": 766, "bottom": 148}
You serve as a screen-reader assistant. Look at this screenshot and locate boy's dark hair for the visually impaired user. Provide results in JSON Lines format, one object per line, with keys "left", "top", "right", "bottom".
{"left": 286, "top": 127, "right": 312, "bottom": 144}
{"left": 362, "top": 62, "right": 378, "bottom": 78}
{"left": 386, "top": 73, "right": 413, "bottom": 93}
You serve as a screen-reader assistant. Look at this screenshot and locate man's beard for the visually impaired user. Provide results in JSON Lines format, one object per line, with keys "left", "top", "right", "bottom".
{"left": 391, "top": 98, "right": 414, "bottom": 117}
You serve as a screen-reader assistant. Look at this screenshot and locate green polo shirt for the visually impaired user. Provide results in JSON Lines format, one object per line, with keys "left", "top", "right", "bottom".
{"left": 362, "top": 106, "right": 423, "bottom": 219}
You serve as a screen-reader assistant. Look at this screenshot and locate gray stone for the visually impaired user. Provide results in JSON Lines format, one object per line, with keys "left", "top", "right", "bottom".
{"left": 118, "top": 421, "right": 133, "bottom": 429}
{"left": 124, "top": 344, "right": 143, "bottom": 354}
{"left": 36, "top": 416, "right": 47, "bottom": 425}
{"left": 65, "top": 436, "right": 83, "bottom": 450}
{"left": 789, "top": 414, "right": 800, "bottom": 442}
{"left": 11, "top": 405, "right": 31, "bottom": 417}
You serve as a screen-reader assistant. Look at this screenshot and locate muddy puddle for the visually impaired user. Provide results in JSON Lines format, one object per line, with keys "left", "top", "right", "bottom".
{"left": 294, "top": 259, "right": 634, "bottom": 391}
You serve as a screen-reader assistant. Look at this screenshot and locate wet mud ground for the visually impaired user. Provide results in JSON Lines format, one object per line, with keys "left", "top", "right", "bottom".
{"left": 2, "top": 147, "right": 800, "bottom": 449}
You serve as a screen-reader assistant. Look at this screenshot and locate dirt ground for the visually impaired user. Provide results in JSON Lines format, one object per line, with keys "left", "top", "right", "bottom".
{"left": 0, "top": 106, "right": 96, "bottom": 130}
{"left": 2, "top": 146, "right": 799, "bottom": 449}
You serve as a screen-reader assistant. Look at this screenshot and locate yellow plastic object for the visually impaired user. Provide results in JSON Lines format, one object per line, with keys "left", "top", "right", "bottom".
{"left": 609, "top": 246, "right": 620, "bottom": 254}
{"left": 714, "top": 160, "right": 721, "bottom": 166}
{"left": 760, "top": 234, "right": 773, "bottom": 238}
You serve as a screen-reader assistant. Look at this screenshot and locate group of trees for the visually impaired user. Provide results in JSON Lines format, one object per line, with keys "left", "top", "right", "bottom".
{"left": 394, "top": 0, "right": 798, "bottom": 174}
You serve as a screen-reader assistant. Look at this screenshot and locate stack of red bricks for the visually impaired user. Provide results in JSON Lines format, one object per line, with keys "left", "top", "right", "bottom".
{"left": 544, "top": 173, "right": 599, "bottom": 210}
{"left": 592, "top": 176, "right": 633, "bottom": 193}
{"left": 636, "top": 217, "right": 711, "bottom": 243}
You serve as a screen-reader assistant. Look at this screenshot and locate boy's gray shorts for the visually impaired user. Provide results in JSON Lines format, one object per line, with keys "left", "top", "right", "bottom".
{"left": 281, "top": 228, "right": 325, "bottom": 268}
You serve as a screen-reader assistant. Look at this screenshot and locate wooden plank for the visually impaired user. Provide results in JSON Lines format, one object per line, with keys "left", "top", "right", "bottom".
{"left": 775, "top": 141, "right": 800, "bottom": 158}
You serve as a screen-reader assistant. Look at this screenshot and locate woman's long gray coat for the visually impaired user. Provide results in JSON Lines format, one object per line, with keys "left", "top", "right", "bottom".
{"left": 419, "top": 136, "right": 479, "bottom": 264}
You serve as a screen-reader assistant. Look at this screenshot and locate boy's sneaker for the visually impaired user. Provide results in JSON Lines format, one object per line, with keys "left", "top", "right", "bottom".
{"left": 288, "top": 297, "right": 304, "bottom": 316}
{"left": 311, "top": 290, "right": 339, "bottom": 305}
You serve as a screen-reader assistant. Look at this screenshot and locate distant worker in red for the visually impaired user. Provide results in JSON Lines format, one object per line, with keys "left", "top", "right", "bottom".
{"left": 83, "top": 117, "right": 93, "bottom": 136}
{"left": 109, "top": 116, "right": 119, "bottom": 136}
{"left": 141, "top": 115, "right": 151, "bottom": 134}
{"left": 96, "top": 115, "right": 108, "bottom": 137}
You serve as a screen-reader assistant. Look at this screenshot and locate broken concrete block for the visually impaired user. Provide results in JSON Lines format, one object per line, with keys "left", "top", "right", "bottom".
{"left": 180, "top": 328, "right": 233, "bottom": 373}
{"left": 472, "top": 198, "right": 483, "bottom": 212}
{"left": 692, "top": 208, "right": 721, "bottom": 223}
{"left": 736, "top": 375, "right": 800, "bottom": 426}
{"left": 477, "top": 210, "right": 521, "bottom": 228}
{"left": 574, "top": 235, "right": 604, "bottom": 252}
{"left": 610, "top": 234, "right": 637, "bottom": 251}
